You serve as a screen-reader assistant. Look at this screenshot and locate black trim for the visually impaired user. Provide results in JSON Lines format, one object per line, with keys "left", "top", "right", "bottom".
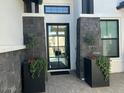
{"left": 23, "top": 0, "right": 32, "bottom": 13}
{"left": 44, "top": 5, "right": 70, "bottom": 14}
{"left": 100, "top": 20, "right": 119, "bottom": 57}
{"left": 35, "top": 3, "right": 39, "bottom": 13}
{"left": 23, "top": 0, "right": 40, "bottom": 13}
{"left": 82, "top": 0, "right": 94, "bottom": 14}
{"left": 32, "top": 0, "right": 42, "bottom": 4}
{"left": 50, "top": 71, "right": 70, "bottom": 75}
{"left": 46, "top": 23, "right": 70, "bottom": 70}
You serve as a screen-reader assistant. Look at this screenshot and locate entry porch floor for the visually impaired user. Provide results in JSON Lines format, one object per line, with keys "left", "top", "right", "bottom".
{"left": 44, "top": 72, "right": 124, "bottom": 93}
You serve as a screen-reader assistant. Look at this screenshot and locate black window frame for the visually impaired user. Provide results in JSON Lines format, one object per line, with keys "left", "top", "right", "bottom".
{"left": 100, "top": 20, "right": 119, "bottom": 57}
{"left": 82, "top": 0, "right": 94, "bottom": 14}
{"left": 44, "top": 5, "right": 70, "bottom": 14}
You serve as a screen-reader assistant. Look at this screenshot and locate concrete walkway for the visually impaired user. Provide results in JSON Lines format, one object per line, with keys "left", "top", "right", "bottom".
{"left": 44, "top": 72, "right": 124, "bottom": 93}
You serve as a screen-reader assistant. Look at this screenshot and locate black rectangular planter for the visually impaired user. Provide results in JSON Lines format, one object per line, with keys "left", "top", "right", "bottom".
{"left": 84, "top": 58, "right": 109, "bottom": 87}
{"left": 21, "top": 62, "right": 45, "bottom": 93}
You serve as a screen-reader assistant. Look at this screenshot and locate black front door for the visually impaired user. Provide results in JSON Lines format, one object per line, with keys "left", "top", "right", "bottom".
{"left": 47, "top": 23, "right": 70, "bottom": 70}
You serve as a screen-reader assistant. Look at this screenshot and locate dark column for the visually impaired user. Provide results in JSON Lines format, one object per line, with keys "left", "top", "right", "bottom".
{"left": 88, "top": 0, "right": 94, "bottom": 13}
{"left": 76, "top": 17, "right": 102, "bottom": 79}
{"left": 35, "top": 3, "right": 39, "bottom": 13}
{"left": 23, "top": 17, "right": 46, "bottom": 59}
{"left": 82, "top": 0, "right": 94, "bottom": 14}
{"left": 23, "top": 0, "right": 32, "bottom": 13}
{"left": 82, "top": 0, "right": 87, "bottom": 14}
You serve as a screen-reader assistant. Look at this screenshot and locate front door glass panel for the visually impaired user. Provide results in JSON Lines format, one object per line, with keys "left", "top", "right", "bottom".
{"left": 47, "top": 24, "right": 70, "bottom": 70}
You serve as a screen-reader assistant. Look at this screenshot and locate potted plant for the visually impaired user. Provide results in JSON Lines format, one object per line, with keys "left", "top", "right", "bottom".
{"left": 22, "top": 33, "right": 47, "bottom": 93}
{"left": 84, "top": 55, "right": 110, "bottom": 87}
{"left": 83, "top": 32, "right": 110, "bottom": 87}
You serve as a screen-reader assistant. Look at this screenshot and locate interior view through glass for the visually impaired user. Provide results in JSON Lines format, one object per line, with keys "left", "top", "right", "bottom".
{"left": 47, "top": 24, "right": 70, "bottom": 70}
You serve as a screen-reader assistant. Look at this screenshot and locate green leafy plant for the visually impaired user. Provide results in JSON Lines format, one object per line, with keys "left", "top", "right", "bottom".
{"left": 25, "top": 33, "right": 47, "bottom": 79}
{"left": 29, "top": 58, "right": 47, "bottom": 79}
{"left": 26, "top": 34, "right": 37, "bottom": 49}
{"left": 83, "top": 32, "right": 96, "bottom": 45}
{"left": 96, "top": 56, "right": 110, "bottom": 81}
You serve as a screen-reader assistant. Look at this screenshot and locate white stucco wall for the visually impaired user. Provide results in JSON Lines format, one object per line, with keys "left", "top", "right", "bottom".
{"left": 93, "top": 0, "right": 124, "bottom": 73}
{"left": 73, "top": 0, "right": 82, "bottom": 18}
{"left": 39, "top": 0, "right": 77, "bottom": 70}
{"left": 0, "top": 0, "right": 25, "bottom": 53}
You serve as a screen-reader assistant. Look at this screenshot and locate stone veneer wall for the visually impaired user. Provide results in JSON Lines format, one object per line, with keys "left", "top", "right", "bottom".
{"left": 23, "top": 17, "right": 46, "bottom": 59}
{"left": 76, "top": 17, "right": 102, "bottom": 79}
{"left": 0, "top": 50, "right": 24, "bottom": 93}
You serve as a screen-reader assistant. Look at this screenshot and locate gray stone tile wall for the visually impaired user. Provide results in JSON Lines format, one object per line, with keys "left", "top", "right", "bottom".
{"left": 23, "top": 17, "right": 46, "bottom": 59}
{"left": 76, "top": 17, "right": 102, "bottom": 79}
{"left": 0, "top": 50, "right": 23, "bottom": 93}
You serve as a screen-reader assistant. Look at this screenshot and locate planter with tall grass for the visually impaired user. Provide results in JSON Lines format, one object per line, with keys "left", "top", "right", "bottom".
{"left": 84, "top": 56, "right": 110, "bottom": 87}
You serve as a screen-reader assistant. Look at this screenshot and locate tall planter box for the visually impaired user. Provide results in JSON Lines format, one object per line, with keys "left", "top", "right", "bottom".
{"left": 84, "top": 58, "right": 109, "bottom": 87}
{"left": 21, "top": 62, "right": 45, "bottom": 93}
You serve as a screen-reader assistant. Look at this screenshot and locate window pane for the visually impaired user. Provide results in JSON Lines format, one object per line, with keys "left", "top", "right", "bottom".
{"left": 49, "top": 57, "right": 59, "bottom": 63}
{"left": 45, "top": 7, "right": 52, "bottom": 13}
{"left": 58, "top": 47, "right": 65, "bottom": 57}
{"left": 58, "top": 26, "right": 66, "bottom": 35}
{"left": 100, "top": 21, "right": 107, "bottom": 38}
{"left": 107, "top": 21, "right": 118, "bottom": 38}
{"left": 100, "top": 21, "right": 118, "bottom": 38}
{"left": 48, "top": 26, "right": 57, "bottom": 36}
{"left": 59, "top": 58, "right": 67, "bottom": 66}
{"left": 102, "top": 40, "right": 118, "bottom": 57}
{"left": 49, "top": 37, "right": 58, "bottom": 46}
{"left": 59, "top": 37, "right": 65, "bottom": 46}
{"left": 44, "top": 6, "right": 70, "bottom": 14}
{"left": 49, "top": 47, "right": 56, "bottom": 57}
